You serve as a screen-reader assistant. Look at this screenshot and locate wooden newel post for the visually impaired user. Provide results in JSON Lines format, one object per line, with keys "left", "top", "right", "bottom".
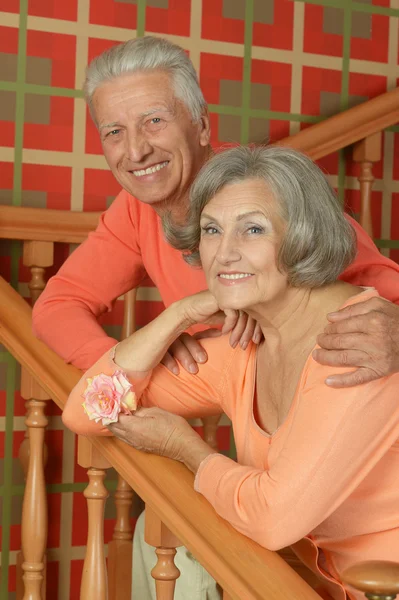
{"left": 78, "top": 436, "right": 112, "bottom": 600}
{"left": 144, "top": 504, "right": 182, "bottom": 600}
{"left": 341, "top": 560, "right": 399, "bottom": 600}
{"left": 353, "top": 132, "right": 382, "bottom": 239}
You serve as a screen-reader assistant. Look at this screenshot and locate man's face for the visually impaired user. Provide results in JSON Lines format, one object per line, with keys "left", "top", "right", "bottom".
{"left": 92, "top": 70, "right": 210, "bottom": 210}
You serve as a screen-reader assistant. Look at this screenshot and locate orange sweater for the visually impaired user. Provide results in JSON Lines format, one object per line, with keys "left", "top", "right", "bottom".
{"left": 33, "top": 189, "right": 399, "bottom": 370}
{"left": 64, "top": 289, "right": 399, "bottom": 600}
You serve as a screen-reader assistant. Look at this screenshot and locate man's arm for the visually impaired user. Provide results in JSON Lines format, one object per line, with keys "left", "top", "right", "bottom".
{"left": 32, "top": 190, "right": 147, "bottom": 370}
{"left": 340, "top": 214, "right": 399, "bottom": 303}
{"left": 314, "top": 215, "right": 399, "bottom": 386}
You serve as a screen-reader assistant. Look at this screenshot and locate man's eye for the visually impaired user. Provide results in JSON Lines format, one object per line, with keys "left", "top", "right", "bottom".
{"left": 151, "top": 117, "right": 161, "bottom": 124}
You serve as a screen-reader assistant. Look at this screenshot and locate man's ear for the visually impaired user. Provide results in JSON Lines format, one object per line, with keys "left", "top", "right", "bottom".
{"left": 199, "top": 110, "right": 211, "bottom": 147}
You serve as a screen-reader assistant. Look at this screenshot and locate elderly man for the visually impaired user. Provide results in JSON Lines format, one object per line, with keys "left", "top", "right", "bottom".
{"left": 33, "top": 35, "right": 399, "bottom": 599}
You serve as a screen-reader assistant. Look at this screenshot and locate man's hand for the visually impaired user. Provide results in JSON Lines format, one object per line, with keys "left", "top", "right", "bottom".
{"left": 313, "top": 297, "right": 399, "bottom": 387}
{"left": 161, "top": 312, "right": 262, "bottom": 375}
{"left": 107, "top": 407, "right": 216, "bottom": 472}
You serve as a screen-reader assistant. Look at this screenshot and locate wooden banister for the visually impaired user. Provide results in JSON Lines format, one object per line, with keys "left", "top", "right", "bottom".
{"left": 0, "top": 205, "right": 101, "bottom": 244}
{"left": 0, "top": 275, "right": 319, "bottom": 600}
{"left": 277, "top": 87, "right": 399, "bottom": 160}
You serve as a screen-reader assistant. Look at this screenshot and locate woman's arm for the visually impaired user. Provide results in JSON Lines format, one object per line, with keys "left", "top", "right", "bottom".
{"left": 62, "top": 292, "right": 238, "bottom": 436}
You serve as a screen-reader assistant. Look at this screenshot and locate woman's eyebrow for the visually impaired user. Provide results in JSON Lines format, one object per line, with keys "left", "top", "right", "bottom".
{"left": 236, "top": 210, "right": 267, "bottom": 221}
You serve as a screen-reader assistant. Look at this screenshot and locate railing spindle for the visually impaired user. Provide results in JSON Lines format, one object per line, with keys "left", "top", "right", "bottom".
{"left": 353, "top": 132, "right": 382, "bottom": 238}
{"left": 16, "top": 241, "right": 54, "bottom": 600}
{"left": 78, "top": 436, "right": 111, "bottom": 600}
{"left": 201, "top": 414, "right": 221, "bottom": 450}
{"left": 20, "top": 395, "right": 48, "bottom": 600}
{"left": 108, "top": 289, "right": 137, "bottom": 599}
{"left": 145, "top": 504, "right": 182, "bottom": 600}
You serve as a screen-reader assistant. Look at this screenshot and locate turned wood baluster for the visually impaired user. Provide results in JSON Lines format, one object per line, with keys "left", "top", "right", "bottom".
{"left": 353, "top": 132, "right": 382, "bottom": 239}
{"left": 108, "top": 289, "right": 137, "bottom": 600}
{"left": 16, "top": 241, "right": 54, "bottom": 600}
{"left": 342, "top": 560, "right": 399, "bottom": 599}
{"left": 78, "top": 436, "right": 111, "bottom": 600}
{"left": 20, "top": 396, "right": 48, "bottom": 600}
{"left": 145, "top": 504, "right": 182, "bottom": 600}
{"left": 201, "top": 414, "right": 221, "bottom": 450}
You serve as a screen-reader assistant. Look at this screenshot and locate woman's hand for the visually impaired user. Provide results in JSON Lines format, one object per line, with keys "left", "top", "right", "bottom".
{"left": 178, "top": 290, "right": 238, "bottom": 333}
{"left": 107, "top": 407, "right": 216, "bottom": 472}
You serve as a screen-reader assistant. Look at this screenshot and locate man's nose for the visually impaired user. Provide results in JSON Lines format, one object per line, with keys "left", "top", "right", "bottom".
{"left": 126, "top": 130, "right": 152, "bottom": 163}
{"left": 215, "top": 235, "right": 241, "bottom": 265}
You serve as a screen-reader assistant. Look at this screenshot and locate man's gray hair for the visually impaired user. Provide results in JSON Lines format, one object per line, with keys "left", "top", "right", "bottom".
{"left": 84, "top": 36, "right": 206, "bottom": 122}
{"left": 163, "top": 146, "right": 356, "bottom": 288}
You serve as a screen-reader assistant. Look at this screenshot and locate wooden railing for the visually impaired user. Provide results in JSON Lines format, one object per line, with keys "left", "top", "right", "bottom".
{"left": 1, "top": 85, "right": 399, "bottom": 600}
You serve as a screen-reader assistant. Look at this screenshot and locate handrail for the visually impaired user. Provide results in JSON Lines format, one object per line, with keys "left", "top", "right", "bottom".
{"left": 0, "top": 205, "right": 101, "bottom": 244}
{"left": 0, "top": 275, "right": 319, "bottom": 600}
{"left": 277, "top": 86, "right": 399, "bottom": 160}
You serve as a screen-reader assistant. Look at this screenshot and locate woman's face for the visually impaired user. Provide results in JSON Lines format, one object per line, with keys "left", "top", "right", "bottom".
{"left": 199, "top": 178, "right": 289, "bottom": 311}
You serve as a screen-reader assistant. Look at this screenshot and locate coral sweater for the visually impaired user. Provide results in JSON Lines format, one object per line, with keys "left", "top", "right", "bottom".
{"left": 64, "top": 288, "right": 399, "bottom": 600}
{"left": 32, "top": 189, "right": 399, "bottom": 370}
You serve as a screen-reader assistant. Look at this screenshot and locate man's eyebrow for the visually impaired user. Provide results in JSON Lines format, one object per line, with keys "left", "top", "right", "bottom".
{"left": 200, "top": 210, "right": 268, "bottom": 222}
{"left": 140, "top": 107, "right": 172, "bottom": 117}
{"left": 99, "top": 122, "right": 120, "bottom": 131}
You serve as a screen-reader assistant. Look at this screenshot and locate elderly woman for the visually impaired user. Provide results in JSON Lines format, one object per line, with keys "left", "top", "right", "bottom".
{"left": 63, "top": 146, "right": 399, "bottom": 600}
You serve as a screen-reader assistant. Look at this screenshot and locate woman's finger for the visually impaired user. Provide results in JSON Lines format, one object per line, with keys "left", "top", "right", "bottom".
{"left": 229, "top": 311, "right": 250, "bottom": 348}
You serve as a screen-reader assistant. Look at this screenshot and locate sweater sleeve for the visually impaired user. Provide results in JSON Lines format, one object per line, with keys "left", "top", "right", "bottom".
{"left": 195, "top": 360, "right": 399, "bottom": 551}
{"left": 341, "top": 215, "right": 399, "bottom": 304}
{"left": 62, "top": 337, "right": 235, "bottom": 436}
{"left": 32, "top": 191, "right": 147, "bottom": 370}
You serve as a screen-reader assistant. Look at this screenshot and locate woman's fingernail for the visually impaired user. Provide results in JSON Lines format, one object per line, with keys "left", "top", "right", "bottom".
{"left": 189, "top": 364, "right": 198, "bottom": 373}
{"left": 253, "top": 334, "right": 261, "bottom": 344}
{"left": 241, "top": 341, "right": 248, "bottom": 350}
{"left": 231, "top": 340, "right": 238, "bottom": 349}
{"left": 172, "top": 366, "right": 179, "bottom": 375}
{"left": 197, "top": 352, "right": 207, "bottom": 363}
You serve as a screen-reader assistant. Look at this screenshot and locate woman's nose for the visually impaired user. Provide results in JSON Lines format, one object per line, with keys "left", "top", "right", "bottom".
{"left": 215, "top": 236, "right": 241, "bottom": 265}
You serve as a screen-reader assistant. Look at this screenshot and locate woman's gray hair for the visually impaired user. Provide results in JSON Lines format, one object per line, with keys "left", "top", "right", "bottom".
{"left": 84, "top": 36, "right": 206, "bottom": 123}
{"left": 163, "top": 146, "right": 356, "bottom": 288}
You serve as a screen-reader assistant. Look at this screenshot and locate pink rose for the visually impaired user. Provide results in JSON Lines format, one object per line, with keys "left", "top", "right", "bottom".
{"left": 82, "top": 370, "right": 137, "bottom": 426}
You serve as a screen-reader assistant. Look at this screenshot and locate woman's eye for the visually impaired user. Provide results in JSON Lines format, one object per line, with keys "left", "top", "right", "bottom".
{"left": 151, "top": 117, "right": 161, "bottom": 124}
{"left": 247, "top": 226, "right": 263, "bottom": 235}
{"left": 201, "top": 226, "right": 219, "bottom": 235}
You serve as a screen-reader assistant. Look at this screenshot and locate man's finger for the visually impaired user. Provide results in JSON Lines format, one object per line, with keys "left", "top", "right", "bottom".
{"left": 324, "top": 368, "right": 378, "bottom": 388}
{"left": 160, "top": 351, "right": 180, "bottom": 375}
{"left": 323, "top": 315, "right": 373, "bottom": 335}
{"left": 312, "top": 348, "right": 369, "bottom": 368}
{"left": 316, "top": 332, "right": 368, "bottom": 352}
{"left": 327, "top": 297, "right": 390, "bottom": 321}
{"left": 194, "top": 328, "right": 222, "bottom": 341}
{"left": 166, "top": 337, "right": 200, "bottom": 374}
